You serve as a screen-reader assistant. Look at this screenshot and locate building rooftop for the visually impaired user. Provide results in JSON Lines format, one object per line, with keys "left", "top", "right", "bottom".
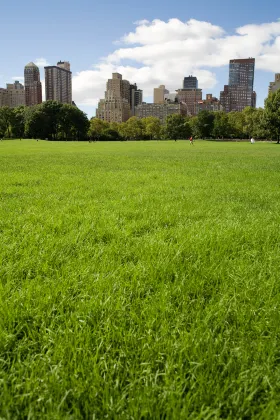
{"left": 25, "top": 62, "right": 38, "bottom": 68}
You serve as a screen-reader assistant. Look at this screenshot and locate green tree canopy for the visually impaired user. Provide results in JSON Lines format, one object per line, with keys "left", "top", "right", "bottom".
{"left": 264, "top": 90, "right": 280, "bottom": 143}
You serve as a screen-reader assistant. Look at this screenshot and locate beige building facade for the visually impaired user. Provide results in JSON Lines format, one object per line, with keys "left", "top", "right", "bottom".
{"left": 0, "top": 81, "right": 25, "bottom": 108}
{"left": 135, "top": 102, "right": 188, "bottom": 124}
{"left": 154, "top": 85, "right": 169, "bottom": 104}
{"left": 96, "top": 73, "right": 131, "bottom": 123}
{"left": 6, "top": 81, "right": 25, "bottom": 107}
{"left": 268, "top": 74, "right": 280, "bottom": 95}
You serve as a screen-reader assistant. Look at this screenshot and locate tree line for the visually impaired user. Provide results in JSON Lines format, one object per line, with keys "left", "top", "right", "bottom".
{"left": 1, "top": 89, "right": 280, "bottom": 141}
{"left": 0, "top": 101, "right": 89, "bottom": 140}
{"left": 88, "top": 90, "right": 280, "bottom": 142}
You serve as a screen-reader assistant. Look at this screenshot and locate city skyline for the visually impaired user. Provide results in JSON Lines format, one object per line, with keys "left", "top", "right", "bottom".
{"left": 1, "top": 0, "right": 280, "bottom": 116}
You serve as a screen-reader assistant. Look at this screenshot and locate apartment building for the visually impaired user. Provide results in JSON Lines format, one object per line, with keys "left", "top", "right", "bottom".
{"left": 135, "top": 102, "right": 188, "bottom": 124}
{"left": 0, "top": 88, "right": 8, "bottom": 107}
{"left": 0, "top": 81, "right": 25, "bottom": 108}
{"left": 44, "top": 61, "right": 72, "bottom": 104}
{"left": 176, "top": 88, "right": 203, "bottom": 116}
{"left": 6, "top": 81, "right": 25, "bottom": 107}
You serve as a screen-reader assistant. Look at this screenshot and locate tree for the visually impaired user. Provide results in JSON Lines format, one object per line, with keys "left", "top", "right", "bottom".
{"left": 11, "top": 106, "right": 25, "bottom": 139}
{"left": 118, "top": 122, "right": 130, "bottom": 141}
{"left": 189, "top": 116, "right": 199, "bottom": 138}
{"left": 212, "top": 112, "right": 230, "bottom": 139}
{"left": 40, "top": 101, "right": 63, "bottom": 140}
{"left": 101, "top": 128, "right": 121, "bottom": 141}
{"left": 59, "top": 104, "right": 76, "bottom": 139}
{"left": 24, "top": 108, "right": 49, "bottom": 139}
{"left": 125, "top": 117, "right": 144, "bottom": 140}
{"left": 227, "top": 111, "right": 245, "bottom": 139}
{"left": 165, "top": 114, "right": 190, "bottom": 140}
{"left": 195, "top": 111, "right": 215, "bottom": 139}
{"left": 88, "top": 118, "right": 109, "bottom": 140}
{"left": 142, "top": 117, "right": 161, "bottom": 139}
{"left": 264, "top": 90, "right": 280, "bottom": 143}
{"left": 0, "top": 107, "right": 13, "bottom": 138}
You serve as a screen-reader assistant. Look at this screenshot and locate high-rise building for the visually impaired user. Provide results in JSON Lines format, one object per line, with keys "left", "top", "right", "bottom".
{"left": 154, "top": 85, "right": 169, "bottom": 104}
{"left": 268, "top": 74, "right": 280, "bottom": 95}
{"left": 176, "top": 88, "right": 203, "bottom": 116}
{"left": 96, "top": 73, "right": 131, "bottom": 123}
{"left": 135, "top": 102, "right": 188, "bottom": 124}
{"left": 220, "top": 58, "right": 256, "bottom": 112}
{"left": 44, "top": 61, "right": 72, "bottom": 104}
{"left": 183, "top": 76, "right": 198, "bottom": 89}
{"left": 130, "top": 83, "right": 143, "bottom": 116}
{"left": 24, "top": 62, "right": 42, "bottom": 106}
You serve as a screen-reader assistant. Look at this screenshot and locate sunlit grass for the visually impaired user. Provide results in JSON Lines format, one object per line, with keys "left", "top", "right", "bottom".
{"left": 1, "top": 140, "right": 280, "bottom": 419}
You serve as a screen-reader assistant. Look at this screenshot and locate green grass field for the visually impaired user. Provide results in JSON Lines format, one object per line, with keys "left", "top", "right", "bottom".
{"left": 1, "top": 140, "right": 280, "bottom": 419}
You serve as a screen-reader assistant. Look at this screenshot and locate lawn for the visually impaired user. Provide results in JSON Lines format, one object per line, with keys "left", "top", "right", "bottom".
{"left": 1, "top": 140, "right": 280, "bottom": 419}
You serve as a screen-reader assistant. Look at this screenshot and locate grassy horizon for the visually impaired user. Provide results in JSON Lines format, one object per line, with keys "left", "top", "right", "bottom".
{"left": 1, "top": 140, "right": 280, "bottom": 419}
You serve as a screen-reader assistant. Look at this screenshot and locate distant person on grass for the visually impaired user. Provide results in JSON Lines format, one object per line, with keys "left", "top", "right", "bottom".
{"left": 189, "top": 136, "right": 194, "bottom": 145}
{"left": 250, "top": 137, "right": 255, "bottom": 144}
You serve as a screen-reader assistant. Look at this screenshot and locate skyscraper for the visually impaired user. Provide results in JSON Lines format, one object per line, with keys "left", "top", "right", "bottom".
{"left": 220, "top": 58, "right": 256, "bottom": 112}
{"left": 96, "top": 73, "right": 131, "bottom": 123}
{"left": 24, "top": 62, "right": 42, "bottom": 106}
{"left": 183, "top": 76, "right": 198, "bottom": 89}
{"left": 44, "top": 61, "right": 72, "bottom": 104}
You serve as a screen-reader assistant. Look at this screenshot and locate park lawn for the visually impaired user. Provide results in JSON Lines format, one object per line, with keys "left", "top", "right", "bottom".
{"left": 1, "top": 139, "right": 280, "bottom": 419}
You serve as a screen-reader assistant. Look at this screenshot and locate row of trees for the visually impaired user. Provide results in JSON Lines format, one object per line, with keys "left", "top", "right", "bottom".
{"left": 0, "top": 101, "right": 89, "bottom": 140}
{"left": 1, "top": 90, "right": 280, "bottom": 141}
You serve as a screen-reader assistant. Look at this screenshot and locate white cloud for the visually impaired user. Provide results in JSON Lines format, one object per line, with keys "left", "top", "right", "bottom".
{"left": 34, "top": 57, "right": 50, "bottom": 67}
{"left": 12, "top": 76, "right": 24, "bottom": 81}
{"left": 72, "top": 18, "right": 280, "bottom": 109}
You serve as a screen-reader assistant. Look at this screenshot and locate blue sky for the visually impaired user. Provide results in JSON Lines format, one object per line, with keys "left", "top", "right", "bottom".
{"left": 0, "top": 0, "right": 279, "bottom": 117}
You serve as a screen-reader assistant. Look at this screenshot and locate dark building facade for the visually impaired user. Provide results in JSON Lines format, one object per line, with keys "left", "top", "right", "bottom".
{"left": 220, "top": 58, "right": 256, "bottom": 112}
{"left": 130, "top": 83, "right": 143, "bottom": 116}
{"left": 183, "top": 76, "right": 198, "bottom": 89}
{"left": 24, "top": 62, "right": 42, "bottom": 106}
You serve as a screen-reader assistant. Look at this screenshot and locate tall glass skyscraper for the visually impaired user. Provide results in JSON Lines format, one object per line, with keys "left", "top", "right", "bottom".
{"left": 220, "top": 58, "right": 256, "bottom": 112}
